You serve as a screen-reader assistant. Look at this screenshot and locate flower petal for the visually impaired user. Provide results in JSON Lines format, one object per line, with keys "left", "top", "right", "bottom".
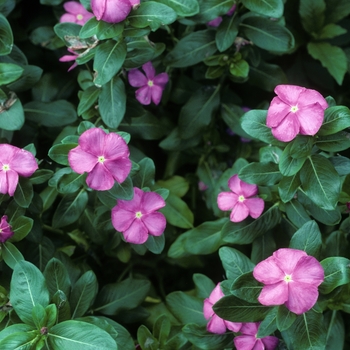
{"left": 153, "top": 72, "right": 169, "bottom": 88}
{"left": 230, "top": 201, "right": 249, "bottom": 222}
{"left": 59, "top": 54, "right": 78, "bottom": 62}
{"left": 296, "top": 103, "right": 325, "bottom": 136}
{"left": 60, "top": 13, "right": 77, "bottom": 23}
{"left": 261, "top": 335, "right": 279, "bottom": 350}
{"left": 103, "top": 132, "right": 130, "bottom": 159}
{"left": 273, "top": 248, "right": 307, "bottom": 275}
{"left": 68, "top": 146, "right": 98, "bottom": 174}
{"left": 298, "top": 88, "right": 328, "bottom": 110}
{"left": 91, "top": 0, "right": 106, "bottom": 21}
{"left": 207, "top": 315, "right": 227, "bottom": 334}
{"left": 111, "top": 206, "right": 136, "bottom": 232}
{"left": 142, "top": 212, "right": 166, "bottom": 236}
{"left": 244, "top": 198, "right": 264, "bottom": 219}
{"left": 240, "top": 181, "right": 258, "bottom": 198}
{"left": 103, "top": 157, "right": 131, "bottom": 183}
{"left": 234, "top": 335, "right": 258, "bottom": 350}
{"left": 275, "top": 84, "right": 304, "bottom": 106}
{"left": 227, "top": 174, "right": 240, "bottom": 193}
{"left": 142, "top": 61, "right": 156, "bottom": 80}
{"left": 253, "top": 255, "right": 285, "bottom": 284}
{"left": 128, "top": 69, "right": 148, "bottom": 87}
{"left": 122, "top": 219, "right": 148, "bottom": 244}
{"left": 11, "top": 149, "right": 38, "bottom": 177}
{"left": 135, "top": 86, "right": 152, "bottom": 105}
{"left": 150, "top": 85, "right": 164, "bottom": 105}
{"left": 0, "top": 144, "right": 17, "bottom": 164}
{"left": 63, "top": 1, "right": 84, "bottom": 14}
{"left": 79, "top": 127, "right": 106, "bottom": 155}
{"left": 141, "top": 191, "right": 166, "bottom": 212}
{"left": 225, "top": 320, "right": 242, "bottom": 333}
{"left": 207, "top": 16, "right": 223, "bottom": 27}
{"left": 217, "top": 192, "right": 237, "bottom": 211}
{"left": 0, "top": 171, "right": 8, "bottom": 195}
{"left": 203, "top": 298, "right": 214, "bottom": 319}
{"left": 271, "top": 112, "right": 300, "bottom": 142}
{"left": 285, "top": 281, "right": 319, "bottom": 314}
{"left": 116, "top": 187, "right": 143, "bottom": 212}
{"left": 258, "top": 282, "right": 288, "bottom": 306}
{"left": 7, "top": 170, "right": 19, "bottom": 197}
{"left": 266, "top": 97, "right": 292, "bottom": 128}
{"left": 86, "top": 163, "right": 114, "bottom": 191}
{"left": 292, "top": 256, "right": 324, "bottom": 285}
{"left": 240, "top": 322, "right": 259, "bottom": 335}
{"left": 92, "top": 0, "right": 131, "bottom": 23}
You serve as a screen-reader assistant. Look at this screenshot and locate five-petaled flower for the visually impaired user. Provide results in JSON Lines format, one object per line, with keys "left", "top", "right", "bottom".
{"left": 0, "top": 215, "right": 14, "bottom": 243}
{"left": 91, "top": 0, "right": 140, "bottom": 24}
{"left": 217, "top": 174, "right": 264, "bottom": 222}
{"left": 60, "top": 1, "right": 94, "bottom": 25}
{"left": 253, "top": 248, "right": 324, "bottom": 315}
{"left": 234, "top": 322, "right": 279, "bottom": 350}
{"left": 204, "top": 283, "right": 242, "bottom": 334}
{"left": 68, "top": 128, "right": 131, "bottom": 191}
{"left": 111, "top": 187, "right": 166, "bottom": 244}
{"left": 266, "top": 84, "right": 328, "bottom": 142}
{"left": 128, "top": 61, "right": 169, "bottom": 105}
{"left": 59, "top": 48, "right": 79, "bottom": 72}
{"left": 0, "top": 144, "right": 38, "bottom": 197}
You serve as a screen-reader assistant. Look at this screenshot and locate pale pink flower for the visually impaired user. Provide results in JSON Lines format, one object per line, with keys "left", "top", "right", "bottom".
{"left": 217, "top": 174, "right": 264, "bottom": 222}
{"left": 204, "top": 283, "right": 242, "bottom": 334}
{"left": 68, "top": 128, "right": 131, "bottom": 191}
{"left": 0, "top": 144, "right": 38, "bottom": 196}
{"left": 91, "top": 0, "right": 140, "bottom": 24}
{"left": 0, "top": 215, "right": 14, "bottom": 243}
{"left": 111, "top": 187, "right": 166, "bottom": 244}
{"left": 128, "top": 62, "right": 169, "bottom": 105}
{"left": 59, "top": 48, "right": 79, "bottom": 72}
{"left": 60, "top": 1, "right": 94, "bottom": 25}
{"left": 266, "top": 85, "right": 328, "bottom": 142}
{"left": 207, "top": 5, "right": 236, "bottom": 27}
{"left": 234, "top": 322, "right": 279, "bottom": 350}
{"left": 253, "top": 248, "right": 324, "bottom": 315}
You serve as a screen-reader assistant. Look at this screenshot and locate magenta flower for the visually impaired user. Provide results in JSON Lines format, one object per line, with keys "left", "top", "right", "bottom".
{"left": 111, "top": 187, "right": 166, "bottom": 244}
{"left": 128, "top": 62, "right": 169, "bottom": 105}
{"left": 234, "top": 323, "right": 279, "bottom": 350}
{"left": 68, "top": 128, "right": 131, "bottom": 191}
{"left": 0, "top": 144, "right": 38, "bottom": 197}
{"left": 60, "top": 1, "right": 94, "bottom": 25}
{"left": 266, "top": 85, "right": 328, "bottom": 142}
{"left": 217, "top": 174, "right": 264, "bottom": 222}
{"left": 253, "top": 248, "right": 324, "bottom": 315}
{"left": 91, "top": 0, "right": 140, "bottom": 24}
{"left": 198, "top": 181, "right": 208, "bottom": 191}
{"left": 59, "top": 48, "right": 79, "bottom": 72}
{"left": 0, "top": 215, "right": 14, "bottom": 243}
{"left": 204, "top": 283, "right": 242, "bottom": 334}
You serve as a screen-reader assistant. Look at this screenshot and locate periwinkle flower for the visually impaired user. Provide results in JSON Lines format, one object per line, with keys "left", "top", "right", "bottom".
{"left": 266, "top": 85, "right": 328, "bottom": 142}
{"left": 204, "top": 283, "right": 242, "bottom": 334}
{"left": 60, "top": 1, "right": 94, "bottom": 25}
{"left": 253, "top": 248, "right": 324, "bottom": 315}
{"left": 234, "top": 322, "right": 279, "bottom": 350}
{"left": 217, "top": 174, "right": 264, "bottom": 222}
{"left": 111, "top": 187, "right": 166, "bottom": 244}
{"left": 128, "top": 62, "right": 169, "bottom": 105}
{"left": 0, "top": 215, "right": 14, "bottom": 243}
{"left": 68, "top": 128, "right": 131, "bottom": 191}
{"left": 91, "top": 0, "right": 140, "bottom": 24}
{"left": 0, "top": 144, "right": 38, "bottom": 196}
{"left": 59, "top": 48, "right": 79, "bottom": 72}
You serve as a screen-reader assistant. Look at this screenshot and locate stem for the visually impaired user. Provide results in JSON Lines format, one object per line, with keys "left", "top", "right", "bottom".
{"left": 326, "top": 310, "right": 337, "bottom": 344}
{"left": 42, "top": 224, "right": 64, "bottom": 235}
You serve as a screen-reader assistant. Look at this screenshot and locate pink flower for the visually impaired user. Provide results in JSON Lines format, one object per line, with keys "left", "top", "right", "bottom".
{"left": 68, "top": 128, "right": 131, "bottom": 191}
{"left": 0, "top": 144, "right": 38, "bottom": 196}
{"left": 198, "top": 181, "right": 208, "bottom": 191}
{"left": 253, "top": 248, "right": 324, "bottom": 315}
{"left": 59, "top": 48, "right": 79, "bottom": 72}
{"left": 0, "top": 216, "right": 14, "bottom": 243}
{"left": 204, "top": 283, "right": 242, "bottom": 334}
{"left": 111, "top": 187, "right": 166, "bottom": 244}
{"left": 207, "top": 5, "right": 236, "bottom": 27}
{"left": 91, "top": 0, "right": 140, "bottom": 24}
{"left": 234, "top": 323, "right": 279, "bottom": 350}
{"left": 217, "top": 174, "right": 264, "bottom": 222}
{"left": 266, "top": 85, "right": 328, "bottom": 142}
{"left": 60, "top": 1, "right": 94, "bottom": 25}
{"left": 128, "top": 62, "right": 169, "bottom": 105}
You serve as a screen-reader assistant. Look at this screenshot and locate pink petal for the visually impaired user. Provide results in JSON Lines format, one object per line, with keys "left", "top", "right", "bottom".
{"left": 142, "top": 212, "right": 166, "bottom": 236}
{"left": 207, "top": 314, "right": 227, "bottom": 334}
{"left": 135, "top": 86, "right": 152, "bottom": 105}
{"left": 207, "top": 17, "right": 223, "bottom": 27}
{"left": 203, "top": 298, "right": 214, "bottom": 319}
{"left": 10, "top": 149, "right": 38, "bottom": 177}
{"left": 117, "top": 187, "right": 143, "bottom": 212}
{"left": 150, "top": 85, "right": 164, "bottom": 105}
{"left": 285, "top": 281, "right": 319, "bottom": 314}
{"left": 63, "top": 1, "right": 84, "bottom": 14}
{"left": 234, "top": 335, "right": 258, "bottom": 350}
{"left": 230, "top": 201, "right": 249, "bottom": 222}
{"left": 228, "top": 174, "right": 241, "bottom": 193}
{"left": 59, "top": 55, "right": 77, "bottom": 62}
{"left": 68, "top": 146, "right": 98, "bottom": 174}
{"left": 153, "top": 72, "right": 169, "bottom": 88}
{"left": 208, "top": 283, "right": 224, "bottom": 303}
{"left": 253, "top": 255, "right": 285, "bottom": 284}
{"left": 129, "top": 0, "right": 140, "bottom": 6}
{"left": 79, "top": 128, "right": 106, "bottom": 155}
{"left": 271, "top": 113, "right": 300, "bottom": 142}
{"left": 0, "top": 144, "right": 17, "bottom": 163}
{"left": 60, "top": 13, "right": 77, "bottom": 23}
{"left": 7, "top": 170, "right": 19, "bottom": 197}
{"left": 86, "top": 163, "right": 114, "bottom": 191}
{"left": 253, "top": 339, "right": 267, "bottom": 350}
{"left": 296, "top": 103, "right": 325, "bottom": 135}
{"left": 266, "top": 97, "right": 292, "bottom": 128}
{"left": 227, "top": 5, "right": 236, "bottom": 16}
{"left": 240, "top": 181, "right": 258, "bottom": 198}
{"left": 275, "top": 85, "right": 304, "bottom": 106}
{"left": 103, "top": 133, "right": 130, "bottom": 159}
{"left": 298, "top": 88, "right": 328, "bottom": 110}
{"left": 261, "top": 336, "right": 279, "bottom": 350}
{"left": 111, "top": 206, "right": 136, "bottom": 232}
{"left": 103, "top": 158, "right": 131, "bottom": 183}
{"left": 272, "top": 248, "right": 307, "bottom": 275}
{"left": 128, "top": 69, "right": 148, "bottom": 87}
{"left": 142, "top": 61, "right": 156, "bottom": 80}
{"left": 92, "top": 0, "right": 131, "bottom": 23}
{"left": 292, "top": 256, "right": 324, "bottom": 285}
{"left": 225, "top": 320, "right": 242, "bottom": 332}
{"left": 0, "top": 215, "right": 14, "bottom": 242}
{"left": 0, "top": 171, "right": 9, "bottom": 195}
{"left": 244, "top": 198, "right": 264, "bottom": 219}
{"left": 217, "top": 192, "right": 237, "bottom": 211}
{"left": 258, "top": 282, "right": 288, "bottom": 306}
{"left": 122, "top": 218, "right": 148, "bottom": 244}
{"left": 67, "top": 62, "right": 78, "bottom": 72}
{"left": 240, "top": 322, "right": 259, "bottom": 335}
{"left": 141, "top": 191, "right": 166, "bottom": 212}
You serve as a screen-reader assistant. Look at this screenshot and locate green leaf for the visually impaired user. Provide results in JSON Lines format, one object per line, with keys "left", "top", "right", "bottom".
{"left": 325, "top": 0, "right": 350, "bottom": 24}
{"left": 251, "top": 231, "right": 276, "bottom": 265}
{"left": 2, "top": 241, "right": 24, "bottom": 269}
{"left": 29, "top": 169, "right": 54, "bottom": 185}
{"left": 300, "top": 155, "right": 341, "bottom": 210}
{"left": 178, "top": 85, "right": 220, "bottom": 139}
{"left": 193, "top": 274, "right": 216, "bottom": 299}
{"left": 0, "top": 93, "right": 24, "bottom": 131}
{"left": 277, "top": 305, "right": 297, "bottom": 331}
{"left": 43, "top": 258, "right": 71, "bottom": 298}
{"left": 153, "top": 314, "right": 171, "bottom": 347}
{"left": 325, "top": 311, "right": 345, "bottom": 350}
{"left": 96, "top": 21, "right": 124, "bottom": 40}
{"left": 317, "top": 23, "right": 347, "bottom": 39}
{"left": 9, "top": 215, "right": 33, "bottom": 242}
{"left": 137, "top": 325, "right": 159, "bottom": 350}
{"left": 7, "top": 64, "right": 42, "bottom": 92}
{"left": 216, "top": 14, "right": 239, "bottom": 52}
{"left": 240, "top": 16, "right": 294, "bottom": 53}
{"left": 48, "top": 320, "right": 117, "bottom": 350}
{"left": 318, "top": 106, "right": 350, "bottom": 136}
{"left": 257, "top": 307, "right": 278, "bottom": 337}
{"left": 242, "top": 0, "right": 284, "bottom": 18}
{"left": 0, "top": 13, "right": 13, "bottom": 55}
{"left": 10, "top": 260, "right": 49, "bottom": 326}
{"left": 77, "top": 86, "right": 100, "bottom": 116}
{"left": 53, "top": 290, "right": 71, "bottom": 322}
{"left": 278, "top": 175, "right": 300, "bottom": 203}
{"left": 307, "top": 42, "right": 347, "bottom": 85}
{"left": 94, "top": 277, "right": 151, "bottom": 315}
{"left": 0, "top": 332, "right": 39, "bottom": 350}
{"left": 144, "top": 234, "right": 165, "bottom": 254}
{"left": 57, "top": 172, "right": 86, "bottom": 194}
{"left": 93, "top": 40, "right": 126, "bottom": 86}
{"left": 133, "top": 157, "right": 155, "bottom": 188}
{"left": 231, "top": 272, "right": 263, "bottom": 303}
{"left": 239, "top": 162, "right": 283, "bottom": 186}
{"left": 70, "top": 270, "right": 98, "bottom": 319}
{"left": 155, "top": 0, "right": 199, "bottom": 16}
{"left": 129, "top": 1, "right": 177, "bottom": 31}
{"left": 299, "top": 0, "right": 325, "bottom": 34}
{"left": 99, "top": 76, "right": 126, "bottom": 128}
{"left": 316, "top": 131, "right": 350, "bottom": 152}
{"left": 164, "top": 30, "right": 217, "bottom": 67}
{"left": 285, "top": 200, "right": 311, "bottom": 229}
{"left": 14, "top": 177, "right": 34, "bottom": 208}
{"left": 192, "top": 0, "right": 234, "bottom": 22}
{"left": 0, "top": 63, "right": 23, "bottom": 85}
{"left": 319, "top": 257, "right": 350, "bottom": 294}
{"left": 48, "top": 143, "right": 77, "bottom": 166}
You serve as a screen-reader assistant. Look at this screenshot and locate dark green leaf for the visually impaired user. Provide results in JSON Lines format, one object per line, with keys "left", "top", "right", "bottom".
{"left": 318, "top": 106, "right": 350, "bottom": 136}
{"left": 242, "top": 0, "right": 284, "bottom": 18}
{"left": 2, "top": 241, "right": 24, "bottom": 269}
{"left": 14, "top": 177, "right": 34, "bottom": 208}
{"left": 43, "top": 258, "right": 71, "bottom": 298}
{"left": 239, "top": 162, "right": 283, "bottom": 186}
{"left": 155, "top": 0, "right": 199, "bottom": 17}
{"left": 0, "top": 13, "right": 13, "bottom": 55}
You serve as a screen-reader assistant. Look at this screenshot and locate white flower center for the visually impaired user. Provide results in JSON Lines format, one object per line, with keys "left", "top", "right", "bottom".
{"left": 290, "top": 105, "right": 298, "bottom": 113}
{"left": 98, "top": 156, "right": 105, "bottom": 163}
{"left": 76, "top": 14, "right": 83, "bottom": 20}
{"left": 135, "top": 211, "right": 143, "bottom": 219}
{"left": 2, "top": 164, "right": 10, "bottom": 172}
{"left": 147, "top": 80, "right": 154, "bottom": 87}
{"left": 238, "top": 195, "right": 245, "bottom": 202}
{"left": 284, "top": 274, "right": 292, "bottom": 283}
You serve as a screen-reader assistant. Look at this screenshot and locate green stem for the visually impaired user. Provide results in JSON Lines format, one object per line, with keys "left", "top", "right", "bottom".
{"left": 42, "top": 224, "right": 64, "bottom": 235}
